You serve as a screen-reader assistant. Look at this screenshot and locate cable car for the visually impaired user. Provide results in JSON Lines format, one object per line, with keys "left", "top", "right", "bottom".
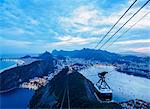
{"left": 94, "top": 72, "right": 112, "bottom": 101}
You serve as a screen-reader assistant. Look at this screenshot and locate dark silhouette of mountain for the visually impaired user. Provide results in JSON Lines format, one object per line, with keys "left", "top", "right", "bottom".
{"left": 52, "top": 49, "right": 79, "bottom": 57}
{"left": 21, "top": 55, "right": 31, "bottom": 59}
{"left": 52, "top": 48, "right": 118, "bottom": 62}
{"left": 29, "top": 67, "right": 121, "bottom": 109}
{"left": 56, "top": 55, "right": 66, "bottom": 60}
{"left": 38, "top": 51, "right": 53, "bottom": 60}
{"left": 0, "top": 51, "right": 54, "bottom": 92}
{"left": 52, "top": 48, "right": 149, "bottom": 64}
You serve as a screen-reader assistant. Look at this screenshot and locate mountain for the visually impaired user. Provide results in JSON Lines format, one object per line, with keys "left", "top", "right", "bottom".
{"left": 56, "top": 55, "right": 66, "bottom": 60}
{"left": 29, "top": 67, "right": 121, "bottom": 109}
{"left": 21, "top": 55, "right": 32, "bottom": 59}
{"left": 52, "top": 48, "right": 150, "bottom": 79}
{"left": 52, "top": 48, "right": 119, "bottom": 62}
{"left": 52, "top": 48, "right": 149, "bottom": 64}
{"left": 38, "top": 51, "right": 53, "bottom": 60}
{"left": 0, "top": 52, "right": 54, "bottom": 92}
{"left": 52, "top": 49, "right": 79, "bottom": 57}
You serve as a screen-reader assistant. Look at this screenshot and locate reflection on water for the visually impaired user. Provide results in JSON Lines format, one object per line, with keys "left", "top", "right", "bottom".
{"left": 80, "top": 65, "right": 150, "bottom": 102}
{"left": 0, "top": 88, "right": 34, "bottom": 109}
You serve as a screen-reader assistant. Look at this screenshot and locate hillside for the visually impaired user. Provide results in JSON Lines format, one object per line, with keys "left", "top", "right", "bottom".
{"left": 52, "top": 48, "right": 149, "bottom": 64}
{"left": 52, "top": 48, "right": 150, "bottom": 79}
{"left": 29, "top": 67, "right": 121, "bottom": 109}
{"left": 0, "top": 52, "right": 54, "bottom": 92}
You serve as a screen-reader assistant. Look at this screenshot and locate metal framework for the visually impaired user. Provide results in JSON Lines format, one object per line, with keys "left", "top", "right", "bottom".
{"left": 96, "top": 72, "right": 110, "bottom": 89}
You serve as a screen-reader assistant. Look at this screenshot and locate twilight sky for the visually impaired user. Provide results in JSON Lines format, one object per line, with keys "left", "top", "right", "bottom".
{"left": 0, "top": 0, "right": 150, "bottom": 54}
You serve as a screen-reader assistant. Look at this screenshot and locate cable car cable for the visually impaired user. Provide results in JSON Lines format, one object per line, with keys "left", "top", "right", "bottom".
{"left": 99, "top": 0, "right": 150, "bottom": 49}
{"left": 94, "top": 0, "right": 138, "bottom": 48}
{"left": 105, "top": 11, "right": 150, "bottom": 49}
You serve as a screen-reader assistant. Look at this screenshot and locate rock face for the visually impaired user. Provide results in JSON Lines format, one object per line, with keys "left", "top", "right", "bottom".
{"left": 29, "top": 67, "right": 121, "bottom": 109}
{"left": 0, "top": 52, "right": 54, "bottom": 92}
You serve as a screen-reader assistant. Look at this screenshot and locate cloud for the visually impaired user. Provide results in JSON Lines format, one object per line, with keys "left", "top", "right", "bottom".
{"left": 114, "top": 39, "right": 150, "bottom": 45}
{"left": 88, "top": 28, "right": 108, "bottom": 35}
{"left": 59, "top": 4, "right": 150, "bottom": 37}
{"left": 29, "top": 18, "right": 39, "bottom": 25}
{"left": 0, "top": 27, "right": 34, "bottom": 36}
{"left": 0, "top": 38, "right": 32, "bottom": 47}
{"left": 59, "top": 6, "right": 99, "bottom": 26}
{"left": 0, "top": 0, "right": 149, "bottom": 54}
{"left": 47, "top": 35, "right": 98, "bottom": 46}
{"left": 59, "top": 6, "right": 111, "bottom": 35}
{"left": 127, "top": 47, "right": 150, "bottom": 53}
{"left": 88, "top": 7, "right": 150, "bottom": 30}
{"left": 121, "top": 8, "right": 150, "bottom": 29}
{"left": 73, "top": 25, "right": 108, "bottom": 35}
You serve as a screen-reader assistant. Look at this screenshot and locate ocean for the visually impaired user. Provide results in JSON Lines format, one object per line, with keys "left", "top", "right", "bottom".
{"left": 0, "top": 55, "right": 34, "bottom": 109}
{"left": 0, "top": 61, "right": 16, "bottom": 70}
{"left": 0, "top": 54, "right": 22, "bottom": 71}
{"left": 0, "top": 88, "right": 34, "bottom": 109}
{"left": 80, "top": 65, "right": 150, "bottom": 102}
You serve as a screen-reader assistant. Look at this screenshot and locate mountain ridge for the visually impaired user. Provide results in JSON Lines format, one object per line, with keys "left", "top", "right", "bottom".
{"left": 52, "top": 48, "right": 150, "bottom": 79}
{"left": 52, "top": 48, "right": 149, "bottom": 63}
{"left": 0, "top": 52, "right": 54, "bottom": 92}
{"left": 29, "top": 67, "right": 121, "bottom": 109}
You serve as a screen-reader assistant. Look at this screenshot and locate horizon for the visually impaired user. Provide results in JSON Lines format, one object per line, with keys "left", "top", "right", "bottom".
{"left": 0, "top": 48, "right": 149, "bottom": 58}
{"left": 0, "top": 0, "right": 150, "bottom": 55}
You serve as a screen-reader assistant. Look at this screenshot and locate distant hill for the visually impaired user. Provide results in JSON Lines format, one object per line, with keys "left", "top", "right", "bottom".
{"left": 56, "top": 55, "right": 66, "bottom": 60}
{"left": 0, "top": 51, "right": 54, "bottom": 92}
{"left": 52, "top": 49, "right": 79, "bottom": 57}
{"left": 29, "top": 67, "right": 121, "bottom": 109}
{"left": 20, "top": 51, "right": 54, "bottom": 60}
{"left": 52, "top": 48, "right": 149, "bottom": 64}
{"left": 52, "top": 48, "right": 150, "bottom": 79}
{"left": 21, "top": 55, "right": 32, "bottom": 59}
{"left": 38, "top": 51, "right": 53, "bottom": 60}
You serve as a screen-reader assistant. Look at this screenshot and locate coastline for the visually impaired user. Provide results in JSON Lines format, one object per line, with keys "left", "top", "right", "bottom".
{"left": 0, "top": 64, "right": 17, "bottom": 73}
{"left": 0, "top": 87, "right": 18, "bottom": 94}
{"left": 116, "top": 68, "right": 150, "bottom": 79}
{"left": 0, "top": 59, "right": 25, "bottom": 73}
{"left": 79, "top": 65, "right": 150, "bottom": 102}
{"left": 0, "top": 87, "right": 34, "bottom": 109}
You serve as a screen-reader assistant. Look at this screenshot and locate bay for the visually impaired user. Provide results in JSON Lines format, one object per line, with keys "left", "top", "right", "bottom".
{"left": 80, "top": 65, "right": 150, "bottom": 102}
{"left": 0, "top": 88, "right": 34, "bottom": 109}
{"left": 0, "top": 61, "right": 16, "bottom": 70}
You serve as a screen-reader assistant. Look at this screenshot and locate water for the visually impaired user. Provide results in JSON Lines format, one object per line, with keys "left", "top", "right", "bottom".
{"left": 80, "top": 65, "right": 150, "bottom": 102}
{"left": 0, "top": 61, "right": 16, "bottom": 70}
{"left": 0, "top": 88, "right": 34, "bottom": 109}
{"left": 0, "top": 56, "right": 34, "bottom": 109}
{"left": 0, "top": 53, "right": 24, "bottom": 71}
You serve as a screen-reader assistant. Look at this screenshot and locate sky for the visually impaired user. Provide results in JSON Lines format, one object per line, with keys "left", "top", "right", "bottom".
{"left": 0, "top": 0, "right": 150, "bottom": 55}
